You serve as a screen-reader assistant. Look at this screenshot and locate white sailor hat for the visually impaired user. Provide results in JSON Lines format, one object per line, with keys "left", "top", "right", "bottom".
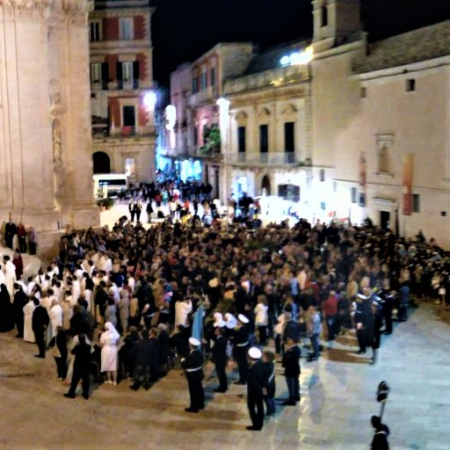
{"left": 238, "top": 314, "right": 249, "bottom": 324}
{"left": 248, "top": 347, "right": 262, "bottom": 360}
{"left": 214, "top": 320, "right": 226, "bottom": 328}
{"left": 189, "top": 337, "right": 201, "bottom": 347}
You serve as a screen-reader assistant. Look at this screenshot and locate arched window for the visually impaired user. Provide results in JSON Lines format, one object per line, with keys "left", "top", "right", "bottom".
{"left": 93, "top": 151, "right": 111, "bottom": 174}
{"left": 378, "top": 146, "right": 390, "bottom": 174}
{"left": 321, "top": 3, "right": 328, "bottom": 28}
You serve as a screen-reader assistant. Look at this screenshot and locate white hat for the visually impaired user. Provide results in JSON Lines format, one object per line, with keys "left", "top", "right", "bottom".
{"left": 214, "top": 320, "right": 226, "bottom": 328}
{"left": 189, "top": 337, "right": 201, "bottom": 347}
{"left": 238, "top": 314, "right": 249, "bottom": 324}
{"left": 224, "top": 313, "right": 237, "bottom": 329}
{"left": 248, "top": 347, "right": 262, "bottom": 360}
{"left": 357, "top": 293, "right": 367, "bottom": 300}
{"left": 213, "top": 312, "right": 223, "bottom": 324}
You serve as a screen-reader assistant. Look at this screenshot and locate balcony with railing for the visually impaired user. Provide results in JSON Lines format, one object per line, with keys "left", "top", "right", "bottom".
{"left": 224, "top": 151, "right": 303, "bottom": 167}
{"left": 188, "top": 85, "right": 220, "bottom": 107}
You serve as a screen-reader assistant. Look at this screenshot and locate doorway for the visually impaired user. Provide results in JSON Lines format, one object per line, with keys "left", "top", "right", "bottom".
{"left": 380, "top": 211, "right": 391, "bottom": 230}
{"left": 92, "top": 151, "right": 111, "bottom": 174}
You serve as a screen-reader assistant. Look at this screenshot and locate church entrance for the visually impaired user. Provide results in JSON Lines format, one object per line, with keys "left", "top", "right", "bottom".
{"left": 380, "top": 211, "right": 391, "bottom": 230}
{"left": 261, "top": 175, "right": 271, "bottom": 196}
{"left": 93, "top": 152, "right": 111, "bottom": 174}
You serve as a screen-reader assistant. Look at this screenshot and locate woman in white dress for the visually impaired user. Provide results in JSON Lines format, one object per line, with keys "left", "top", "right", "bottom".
{"left": 100, "top": 321, "right": 120, "bottom": 386}
{"left": 23, "top": 298, "right": 36, "bottom": 343}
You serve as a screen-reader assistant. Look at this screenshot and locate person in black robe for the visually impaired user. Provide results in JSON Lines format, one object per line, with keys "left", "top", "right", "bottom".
{"left": 13, "top": 283, "right": 28, "bottom": 337}
{"left": 64, "top": 334, "right": 91, "bottom": 399}
{"left": 32, "top": 298, "right": 49, "bottom": 358}
{"left": 5, "top": 219, "right": 16, "bottom": 249}
{"left": 371, "top": 415, "right": 390, "bottom": 449}
{"left": 0, "top": 283, "right": 14, "bottom": 332}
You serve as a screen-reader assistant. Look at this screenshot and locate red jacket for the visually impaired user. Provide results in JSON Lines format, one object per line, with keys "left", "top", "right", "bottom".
{"left": 322, "top": 296, "right": 338, "bottom": 316}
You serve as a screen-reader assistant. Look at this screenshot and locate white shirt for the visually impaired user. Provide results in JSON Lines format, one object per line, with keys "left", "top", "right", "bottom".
{"left": 175, "top": 300, "right": 192, "bottom": 327}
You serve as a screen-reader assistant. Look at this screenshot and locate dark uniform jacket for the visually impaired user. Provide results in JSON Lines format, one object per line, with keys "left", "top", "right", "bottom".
{"left": 247, "top": 360, "right": 268, "bottom": 396}
{"left": 282, "top": 344, "right": 301, "bottom": 377}
{"left": 32, "top": 305, "right": 49, "bottom": 332}
{"left": 211, "top": 335, "right": 228, "bottom": 365}
{"left": 182, "top": 349, "right": 204, "bottom": 381}
{"left": 234, "top": 325, "right": 249, "bottom": 349}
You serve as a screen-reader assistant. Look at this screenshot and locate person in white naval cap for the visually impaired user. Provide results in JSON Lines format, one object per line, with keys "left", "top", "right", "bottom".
{"left": 233, "top": 314, "right": 250, "bottom": 385}
{"left": 211, "top": 321, "right": 228, "bottom": 393}
{"left": 181, "top": 337, "right": 205, "bottom": 412}
{"left": 246, "top": 346, "right": 267, "bottom": 431}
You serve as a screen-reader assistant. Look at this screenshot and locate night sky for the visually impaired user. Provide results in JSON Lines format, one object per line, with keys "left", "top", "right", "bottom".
{"left": 150, "top": 0, "right": 450, "bottom": 86}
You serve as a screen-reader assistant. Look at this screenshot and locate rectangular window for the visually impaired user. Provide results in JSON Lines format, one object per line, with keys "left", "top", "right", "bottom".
{"left": 90, "top": 63, "right": 102, "bottom": 83}
{"left": 210, "top": 67, "right": 216, "bottom": 87}
{"left": 406, "top": 79, "right": 416, "bottom": 92}
{"left": 238, "top": 126, "right": 246, "bottom": 153}
{"left": 90, "top": 21, "right": 101, "bottom": 42}
{"left": 192, "top": 77, "right": 198, "bottom": 94}
{"left": 413, "top": 194, "right": 420, "bottom": 213}
{"left": 122, "top": 105, "right": 136, "bottom": 127}
{"left": 259, "top": 125, "right": 268, "bottom": 154}
{"left": 122, "top": 61, "right": 133, "bottom": 83}
{"left": 284, "top": 122, "right": 295, "bottom": 153}
{"left": 351, "top": 187, "right": 357, "bottom": 204}
{"left": 278, "top": 184, "right": 300, "bottom": 202}
{"left": 201, "top": 72, "right": 207, "bottom": 90}
{"left": 361, "top": 86, "right": 367, "bottom": 98}
{"left": 119, "top": 18, "right": 134, "bottom": 40}
{"left": 193, "top": 127, "right": 198, "bottom": 146}
{"left": 320, "top": 169, "right": 325, "bottom": 182}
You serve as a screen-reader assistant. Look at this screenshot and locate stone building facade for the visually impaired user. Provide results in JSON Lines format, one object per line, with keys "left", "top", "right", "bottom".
{"left": 0, "top": 0, "right": 99, "bottom": 257}
{"left": 89, "top": 0, "right": 156, "bottom": 183}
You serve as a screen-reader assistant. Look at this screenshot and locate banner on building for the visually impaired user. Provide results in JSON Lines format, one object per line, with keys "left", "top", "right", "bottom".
{"left": 403, "top": 154, "right": 414, "bottom": 216}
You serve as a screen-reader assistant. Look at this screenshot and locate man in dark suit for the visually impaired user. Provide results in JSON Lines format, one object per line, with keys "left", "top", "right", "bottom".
{"left": 181, "top": 337, "right": 204, "bottom": 413}
{"left": 5, "top": 218, "right": 16, "bottom": 249}
{"left": 282, "top": 337, "right": 301, "bottom": 405}
{"left": 212, "top": 325, "right": 228, "bottom": 393}
{"left": 130, "top": 329, "right": 154, "bottom": 391}
{"left": 32, "top": 298, "right": 49, "bottom": 358}
{"left": 246, "top": 347, "right": 267, "bottom": 431}
{"left": 64, "top": 334, "right": 91, "bottom": 399}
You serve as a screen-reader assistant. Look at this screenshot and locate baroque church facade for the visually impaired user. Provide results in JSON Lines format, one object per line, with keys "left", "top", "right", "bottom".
{"left": 0, "top": 0, "right": 99, "bottom": 256}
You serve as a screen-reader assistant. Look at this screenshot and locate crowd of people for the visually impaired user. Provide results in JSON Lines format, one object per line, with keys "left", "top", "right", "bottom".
{"left": 1, "top": 200, "right": 447, "bottom": 444}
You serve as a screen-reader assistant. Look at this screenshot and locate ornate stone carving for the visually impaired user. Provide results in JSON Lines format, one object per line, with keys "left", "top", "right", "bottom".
{"left": 52, "top": 119, "right": 66, "bottom": 199}
{"left": 0, "top": 0, "right": 50, "bottom": 19}
{"left": 62, "top": 0, "right": 93, "bottom": 25}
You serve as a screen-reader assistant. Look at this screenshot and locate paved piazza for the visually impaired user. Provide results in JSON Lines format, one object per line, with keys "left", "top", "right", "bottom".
{"left": 0, "top": 303, "right": 449, "bottom": 449}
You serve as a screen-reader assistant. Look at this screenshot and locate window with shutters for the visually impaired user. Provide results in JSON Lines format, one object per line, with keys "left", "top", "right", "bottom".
{"left": 122, "top": 62, "right": 133, "bottom": 89}
{"left": 119, "top": 18, "right": 134, "bottom": 40}
{"left": 200, "top": 72, "right": 207, "bottom": 90}
{"left": 210, "top": 67, "right": 216, "bottom": 87}
{"left": 90, "top": 21, "right": 101, "bottom": 42}
{"left": 90, "top": 63, "right": 102, "bottom": 84}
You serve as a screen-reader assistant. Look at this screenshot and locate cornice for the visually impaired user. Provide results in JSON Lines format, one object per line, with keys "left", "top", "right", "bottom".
{"left": 0, "top": 0, "right": 50, "bottom": 19}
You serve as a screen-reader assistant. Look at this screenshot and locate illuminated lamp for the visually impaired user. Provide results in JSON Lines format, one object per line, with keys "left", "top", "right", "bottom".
{"left": 143, "top": 91, "right": 157, "bottom": 110}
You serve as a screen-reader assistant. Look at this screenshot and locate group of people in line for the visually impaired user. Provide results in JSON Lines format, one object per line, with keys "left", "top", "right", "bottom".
{"left": 2, "top": 207, "right": 443, "bottom": 448}
{"left": 2, "top": 218, "right": 38, "bottom": 255}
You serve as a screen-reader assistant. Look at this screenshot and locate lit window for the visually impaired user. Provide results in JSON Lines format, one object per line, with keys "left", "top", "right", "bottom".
{"left": 406, "top": 79, "right": 416, "bottom": 92}
{"left": 122, "top": 62, "right": 133, "bottom": 83}
{"left": 119, "top": 18, "right": 134, "bottom": 40}
{"left": 125, "top": 158, "right": 136, "bottom": 177}
{"left": 90, "top": 21, "right": 101, "bottom": 42}
{"left": 90, "top": 63, "right": 102, "bottom": 83}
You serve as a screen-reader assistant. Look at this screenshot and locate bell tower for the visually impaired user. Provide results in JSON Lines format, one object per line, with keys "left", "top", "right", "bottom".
{"left": 313, "top": 0, "right": 361, "bottom": 46}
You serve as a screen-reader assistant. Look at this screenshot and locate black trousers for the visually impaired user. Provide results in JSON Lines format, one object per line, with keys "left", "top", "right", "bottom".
{"left": 15, "top": 315, "right": 24, "bottom": 337}
{"left": 133, "top": 364, "right": 150, "bottom": 387}
{"left": 54, "top": 357, "right": 68, "bottom": 379}
{"left": 247, "top": 391, "right": 264, "bottom": 429}
{"left": 215, "top": 361, "right": 228, "bottom": 391}
{"left": 187, "top": 376, "right": 204, "bottom": 411}
{"left": 356, "top": 328, "right": 366, "bottom": 352}
{"left": 69, "top": 368, "right": 90, "bottom": 397}
{"left": 258, "top": 326, "right": 267, "bottom": 345}
{"left": 384, "top": 305, "right": 393, "bottom": 334}
{"left": 35, "top": 330, "right": 46, "bottom": 357}
{"left": 235, "top": 348, "right": 248, "bottom": 383}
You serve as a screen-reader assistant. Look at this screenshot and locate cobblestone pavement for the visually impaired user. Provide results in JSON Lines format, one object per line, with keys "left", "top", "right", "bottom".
{"left": 0, "top": 303, "right": 449, "bottom": 450}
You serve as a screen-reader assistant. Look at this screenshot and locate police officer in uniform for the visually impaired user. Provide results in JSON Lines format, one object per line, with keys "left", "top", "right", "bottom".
{"left": 181, "top": 337, "right": 205, "bottom": 413}
{"left": 234, "top": 314, "right": 250, "bottom": 385}
{"left": 246, "top": 347, "right": 267, "bottom": 431}
{"left": 212, "top": 323, "right": 228, "bottom": 393}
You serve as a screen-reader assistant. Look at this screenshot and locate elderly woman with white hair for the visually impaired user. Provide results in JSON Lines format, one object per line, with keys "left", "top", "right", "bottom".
{"left": 100, "top": 321, "right": 120, "bottom": 386}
